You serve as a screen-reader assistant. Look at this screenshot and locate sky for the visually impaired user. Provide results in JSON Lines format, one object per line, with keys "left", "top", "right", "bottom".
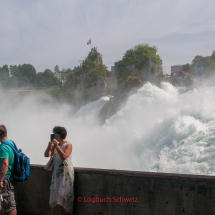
{"left": 0, "top": 0, "right": 215, "bottom": 74}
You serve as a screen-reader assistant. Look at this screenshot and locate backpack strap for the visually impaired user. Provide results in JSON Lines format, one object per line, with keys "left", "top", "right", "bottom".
{"left": 1, "top": 140, "right": 18, "bottom": 153}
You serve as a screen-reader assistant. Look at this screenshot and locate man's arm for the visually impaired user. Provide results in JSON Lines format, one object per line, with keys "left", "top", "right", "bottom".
{"left": 0, "top": 158, "right": 8, "bottom": 189}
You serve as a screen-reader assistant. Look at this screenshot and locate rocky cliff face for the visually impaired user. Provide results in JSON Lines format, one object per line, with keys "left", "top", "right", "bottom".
{"left": 98, "top": 87, "right": 141, "bottom": 124}
{"left": 86, "top": 79, "right": 106, "bottom": 102}
{"left": 67, "top": 47, "right": 111, "bottom": 107}
{"left": 124, "top": 61, "right": 162, "bottom": 83}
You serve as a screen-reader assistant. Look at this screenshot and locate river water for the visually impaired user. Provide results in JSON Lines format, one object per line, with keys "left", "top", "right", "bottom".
{"left": 0, "top": 82, "right": 215, "bottom": 175}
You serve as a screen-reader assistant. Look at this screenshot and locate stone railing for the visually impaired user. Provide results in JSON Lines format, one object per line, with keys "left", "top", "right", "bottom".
{"left": 15, "top": 165, "right": 215, "bottom": 215}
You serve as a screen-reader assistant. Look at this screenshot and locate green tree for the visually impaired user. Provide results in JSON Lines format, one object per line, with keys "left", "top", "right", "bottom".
{"left": 70, "top": 52, "right": 108, "bottom": 88}
{"left": 7, "top": 75, "right": 19, "bottom": 88}
{"left": 19, "top": 76, "right": 31, "bottom": 87}
{"left": 64, "top": 69, "right": 75, "bottom": 89}
{"left": 204, "top": 58, "right": 215, "bottom": 77}
{"left": 184, "top": 76, "right": 193, "bottom": 87}
{"left": 170, "top": 75, "right": 180, "bottom": 86}
{"left": 10, "top": 64, "right": 36, "bottom": 87}
{"left": 21, "top": 64, "right": 36, "bottom": 84}
{"left": 10, "top": 65, "right": 22, "bottom": 79}
{"left": 121, "top": 76, "right": 143, "bottom": 91}
{"left": 36, "top": 69, "right": 61, "bottom": 87}
{"left": 35, "top": 72, "right": 45, "bottom": 87}
{"left": 192, "top": 55, "right": 204, "bottom": 64}
{"left": 211, "top": 51, "right": 215, "bottom": 61}
{"left": 62, "top": 48, "right": 109, "bottom": 104}
{"left": 106, "top": 70, "right": 114, "bottom": 77}
{"left": 2, "top": 65, "right": 9, "bottom": 75}
{"left": 43, "top": 69, "right": 61, "bottom": 87}
{"left": 192, "top": 53, "right": 215, "bottom": 78}
{"left": 116, "top": 44, "right": 162, "bottom": 85}
{"left": 54, "top": 65, "right": 60, "bottom": 73}
{"left": 182, "top": 64, "right": 193, "bottom": 73}
{"left": 0, "top": 66, "right": 9, "bottom": 87}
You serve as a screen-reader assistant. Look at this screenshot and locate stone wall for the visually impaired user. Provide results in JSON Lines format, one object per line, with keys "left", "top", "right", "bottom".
{"left": 15, "top": 165, "right": 215, "bottom": 215}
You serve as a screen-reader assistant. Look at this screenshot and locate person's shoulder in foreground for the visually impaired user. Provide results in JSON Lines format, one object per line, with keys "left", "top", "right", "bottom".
{"left": 0, "top": 124, "right": 17, "bottom": 215}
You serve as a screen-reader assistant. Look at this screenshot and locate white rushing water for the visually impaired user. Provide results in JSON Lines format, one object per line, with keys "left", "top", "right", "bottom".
{"left": 0, "top": 82, "right": 215, "bottom": 175}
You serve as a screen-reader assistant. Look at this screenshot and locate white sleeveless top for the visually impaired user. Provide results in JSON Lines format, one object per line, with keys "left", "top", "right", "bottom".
{"left": 49, "top": 142, "right": 74, "bottom": 213}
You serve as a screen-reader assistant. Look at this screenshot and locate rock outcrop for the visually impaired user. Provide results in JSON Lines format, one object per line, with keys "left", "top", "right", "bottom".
{"left": 98, "top": 87, "right": 141, "bottom": 124}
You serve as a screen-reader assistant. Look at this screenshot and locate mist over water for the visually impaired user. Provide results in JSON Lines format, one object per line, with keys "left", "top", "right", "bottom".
{"left": 1, "top": 82, "right": 215, "bottom": 175}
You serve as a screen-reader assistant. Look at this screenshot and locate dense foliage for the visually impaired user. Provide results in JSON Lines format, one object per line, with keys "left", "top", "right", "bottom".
{"left": 0, "top": 64, "right": 61, "bottom": 88}
{"left": 2, "top": 45, "right": 214, "bottom": 106}
{"left": 0, "top": 65, "right": 9, "bottom": 87}
{"left": 189, "top": 53, "right": 215, "bottom": 79}
{"left": 120, "top": 76, "right": 143, "bottom": 91}
{"left": 62, "top": 49, "right": 109, "bottom": 104}
{"left": 182, "top": 64, "right": 193, "bottom": 73}
{"left": 116, "top": 44, "right": 162, "bottom": 86}
{"left": 36, "top": 69, "right": 61, "bottom": 87}
{"left": 0, "top": 48, "right": 110, "bottom": 106}
{"left": 170, "top": 51, "right": 215, "bottom": 87}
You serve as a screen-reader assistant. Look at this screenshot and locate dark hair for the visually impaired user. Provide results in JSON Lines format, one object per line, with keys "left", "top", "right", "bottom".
{"left": 0, "top": 125, "right": 7, "bottom": 138}
{"left": 53, "top": 126, "right": 67, "bottom": 139}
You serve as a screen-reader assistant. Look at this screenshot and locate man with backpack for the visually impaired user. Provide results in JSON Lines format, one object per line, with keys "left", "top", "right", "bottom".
{"left": 0, "top": 125, "right": 17, "bottom": 215}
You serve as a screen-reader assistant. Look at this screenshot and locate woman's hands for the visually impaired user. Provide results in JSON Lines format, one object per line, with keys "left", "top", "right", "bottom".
{"left": 48, "top": 141, "right": 54, "bottom": 148}
{"left": 46, "top": 136, "right": 72, "bottom": 160}
{"left": 52, "top": 139, "right": 59, "bottom": 147}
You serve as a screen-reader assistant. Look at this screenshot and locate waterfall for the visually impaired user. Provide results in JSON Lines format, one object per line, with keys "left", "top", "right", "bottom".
{"left": 0, "top": 82, "right": 215, "bottom": 175}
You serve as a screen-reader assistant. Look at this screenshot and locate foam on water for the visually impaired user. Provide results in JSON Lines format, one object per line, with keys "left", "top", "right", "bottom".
{"left": 0, "top": 82, "right": 215, "bottom": 175}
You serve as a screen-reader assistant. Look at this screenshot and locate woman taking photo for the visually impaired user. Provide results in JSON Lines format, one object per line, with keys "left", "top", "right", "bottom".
{"left": 44, "top": 126, "right": 74, "bottom": 215}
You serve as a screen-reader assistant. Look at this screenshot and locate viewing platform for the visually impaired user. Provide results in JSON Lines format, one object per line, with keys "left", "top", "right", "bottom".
{"left": 15, "top": 165, "right": 215, "bottom": 215}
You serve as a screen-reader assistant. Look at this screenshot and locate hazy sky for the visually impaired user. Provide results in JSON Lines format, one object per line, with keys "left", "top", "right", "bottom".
{"left": 0, "top": 0, "right": 215, "bottom": 74}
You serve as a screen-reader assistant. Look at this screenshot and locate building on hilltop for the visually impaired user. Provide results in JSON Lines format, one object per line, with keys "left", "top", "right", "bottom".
{"left": 174, "top": 70, "right": 195, "bottom": 81}
{"left": 170, "top": 64, "right": 197, "bottom": 87}
{"left": 111, "top": 62, "right": 118, "bottom": 75}
{"left": 170, "top": 50, "right": 215, "bottom": 87}
{"left": 54, "top": 70, "right": 67, "bottom": 84}
{"left": 111, "top": 66, "right": 115, "bottom": 73}
{"left": 171, "top": 65, "right": 184, "bottom": 76}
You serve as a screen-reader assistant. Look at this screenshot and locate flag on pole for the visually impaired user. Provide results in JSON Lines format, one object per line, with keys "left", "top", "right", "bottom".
{"left": 87, "top": 39, "right": 91, "bottom": 45}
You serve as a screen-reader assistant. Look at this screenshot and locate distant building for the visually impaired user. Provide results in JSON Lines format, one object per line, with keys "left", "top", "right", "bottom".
{"left": 171, "top": 65, "right": 184, "bottom": 76}
{"left": 111, "top": 66, "right": 115, "bottom": 73}
{"left": 175, "top": 71, "right": 194, "bottom": 81}
{"left": 54, "top": 71, "right": 67, "bottom": 84}
{"left": 111, "top": 62, "right": 118, "bottom": 75}
{"left": 165, "top": 74, "right": 171, "bottom": 79}
{"left": 170, "top": 64, "right": 197, "bottom": 87}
